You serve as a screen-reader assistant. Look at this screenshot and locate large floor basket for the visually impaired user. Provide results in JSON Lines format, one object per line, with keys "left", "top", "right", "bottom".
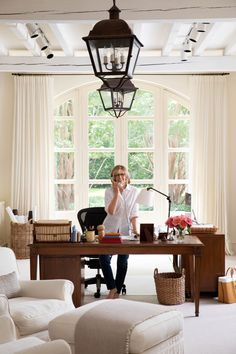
{"left": 154, "top": 268, "right": 185, "bottom": 305}
{"left": 11, "top": 222, "right": 33, "bottom": 259}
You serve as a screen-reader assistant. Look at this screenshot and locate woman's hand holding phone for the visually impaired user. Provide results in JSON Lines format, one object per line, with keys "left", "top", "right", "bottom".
{"left": 111, "top": 178, "right": 123, "bottom": 193}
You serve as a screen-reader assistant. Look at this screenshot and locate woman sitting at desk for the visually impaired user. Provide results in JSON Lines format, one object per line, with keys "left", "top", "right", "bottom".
{"left": 99, "top": 165, "right": 139, "bottom": 299}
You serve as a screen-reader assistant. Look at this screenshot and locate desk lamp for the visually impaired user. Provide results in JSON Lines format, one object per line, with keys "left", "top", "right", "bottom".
{"left": 136, "top": 187, "right": 172, "bottom": 238}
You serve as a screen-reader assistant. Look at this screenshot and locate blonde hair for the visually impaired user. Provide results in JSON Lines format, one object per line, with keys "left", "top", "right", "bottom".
{"left": 111, "top": 165, "right": 131, "bottom": 184}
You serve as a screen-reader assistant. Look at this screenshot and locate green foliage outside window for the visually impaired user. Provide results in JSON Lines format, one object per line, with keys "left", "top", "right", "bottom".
{"left": 88, "top": 91, "right": 109, "bottom": 117}
{"left": 128, "top": 152, "right": 154, "bottom": 179}
{"left": 128, "top": 90, "right": 154, "bottom": 116}
{"left": 89, "top": 152, "right": 115, "bottom": 179}
{"left": 128, "top": 120, "right": 154, "bottom": 148}
{"left": 89, "top": 120, "right": 114, "bottom": 148}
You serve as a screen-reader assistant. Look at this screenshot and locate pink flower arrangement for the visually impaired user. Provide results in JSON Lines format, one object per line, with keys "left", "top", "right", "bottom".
{"left": 165, "top": 214, "right": 193, "bottom": 234}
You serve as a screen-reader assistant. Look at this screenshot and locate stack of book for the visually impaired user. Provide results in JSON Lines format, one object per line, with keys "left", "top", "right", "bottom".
{"left": 100, "top": 232, "right": 122, "bottom": 243}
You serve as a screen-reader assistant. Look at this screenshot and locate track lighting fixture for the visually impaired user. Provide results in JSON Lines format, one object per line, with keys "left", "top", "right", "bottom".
{"left": 26, "top": 23, "right": 54, "bottom": 59}
{"left": 181, "top": 22, "right": 210, "bottom": 62}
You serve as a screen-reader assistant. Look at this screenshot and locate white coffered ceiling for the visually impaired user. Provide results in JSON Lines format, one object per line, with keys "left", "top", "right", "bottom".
{"left": 0, "top": 0, "right": 236, "bottom": 74}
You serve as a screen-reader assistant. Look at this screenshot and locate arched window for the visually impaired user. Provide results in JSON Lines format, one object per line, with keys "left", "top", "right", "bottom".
{"left": 53, "top": 81, "right": 190, "bottom": 226}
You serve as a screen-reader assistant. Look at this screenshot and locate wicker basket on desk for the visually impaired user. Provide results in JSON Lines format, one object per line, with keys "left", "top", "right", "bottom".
{"left": 33, "top": 221, "right": 71, "bottom": 242}
{"left": 154, "top": 268, "right": 185, "bottom": 305}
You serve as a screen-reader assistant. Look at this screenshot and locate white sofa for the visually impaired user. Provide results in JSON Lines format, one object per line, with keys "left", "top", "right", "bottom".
{"left": 0, "top": 246, "right": 75, "bottom": 339}
{"left": 0, "top": 295, "right": 72, "bottom": 354}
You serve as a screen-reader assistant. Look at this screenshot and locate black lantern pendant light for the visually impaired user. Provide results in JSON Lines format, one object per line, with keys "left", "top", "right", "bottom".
{"left": 98, "top": 78, "right": 138, "bottom": 118}
{"left": 83, "top": 0, "right": 143, "bottom": 89}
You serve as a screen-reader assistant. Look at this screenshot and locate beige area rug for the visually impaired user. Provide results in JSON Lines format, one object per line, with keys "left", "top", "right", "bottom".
{"left": 84, "top": 294, "right": 236, "bottom": 354}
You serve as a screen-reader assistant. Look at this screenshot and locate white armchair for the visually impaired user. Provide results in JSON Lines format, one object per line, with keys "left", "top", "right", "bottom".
{"left": 0, "top": 295, "right": 71, "bottom": 354}
{"left": 0, "top": 247, "right": 75, "bottom": 339}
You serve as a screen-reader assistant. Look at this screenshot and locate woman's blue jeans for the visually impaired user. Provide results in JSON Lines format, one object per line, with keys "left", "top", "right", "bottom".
{"left": 99, "top": 254, "right": 129, "bottom": 294}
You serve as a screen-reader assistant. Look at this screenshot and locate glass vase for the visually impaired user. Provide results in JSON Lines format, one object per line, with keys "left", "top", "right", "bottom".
{"left": 177, "top": 228, "right": 185, "bottom": 241}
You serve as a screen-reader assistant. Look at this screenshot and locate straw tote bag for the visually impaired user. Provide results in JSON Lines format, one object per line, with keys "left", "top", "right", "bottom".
{"left": 218, "top": 267, "right": 236, "bottom": 304}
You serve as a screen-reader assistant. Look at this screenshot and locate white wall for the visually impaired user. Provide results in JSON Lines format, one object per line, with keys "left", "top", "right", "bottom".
{"left": 1, "top": 73, "right": 236, "bottom": 252}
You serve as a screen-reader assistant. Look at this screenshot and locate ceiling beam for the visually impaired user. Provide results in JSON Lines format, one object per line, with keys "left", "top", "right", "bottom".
{"left": 162, "top": 23, "right": 181, "bottom": 56}
{"left": 49, "top": 23, "right": 74, "bottom": 56}
{"left": 0, "top": 54, "right": 235, "bottom": 73}
{"left": 193, "top": 23, "right": 217, "bottom": 56}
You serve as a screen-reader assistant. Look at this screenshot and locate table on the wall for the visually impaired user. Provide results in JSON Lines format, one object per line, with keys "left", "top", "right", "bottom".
{"left": 29, "top": 235, "right": 204, "bottom": 316}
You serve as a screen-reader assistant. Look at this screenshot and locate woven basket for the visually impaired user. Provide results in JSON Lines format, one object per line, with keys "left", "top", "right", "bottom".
{"left": 33, "top": 221, "right": 71, "bottom": 242}
{"left": 154, "top": 268, "right": 185, "bottom": 305}
{"left": 11, "top": 222, "right": 33, "bottom": 259}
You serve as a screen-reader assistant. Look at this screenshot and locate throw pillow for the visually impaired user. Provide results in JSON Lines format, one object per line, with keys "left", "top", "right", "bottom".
{"left": 0, "top": 271, "right": 20, "bottom": 298}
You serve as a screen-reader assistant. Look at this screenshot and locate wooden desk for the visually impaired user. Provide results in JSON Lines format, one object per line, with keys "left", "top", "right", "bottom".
{"left": 29, "top": 235, "right": 204, "bottom": 316}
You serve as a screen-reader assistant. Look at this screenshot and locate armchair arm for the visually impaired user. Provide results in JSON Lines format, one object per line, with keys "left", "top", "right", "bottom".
{"left": 16, "top": 339, "right": 72, "bottom": 354}
{"left": 19, "top": 280, "right": 74, "bottom": 305}
{"left": 0, "top": 314, "right": 17, "bottom": 344}
{"left": 0, "top": 294, "right": 10, "bottom": 316}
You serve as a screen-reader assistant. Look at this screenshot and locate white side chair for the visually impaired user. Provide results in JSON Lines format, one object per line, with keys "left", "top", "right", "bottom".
{"left": 0, "top": 246, "right": 75, "bottom": 339}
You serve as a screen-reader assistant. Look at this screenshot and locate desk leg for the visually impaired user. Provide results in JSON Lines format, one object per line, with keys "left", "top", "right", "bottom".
{"left": 194, "top": 252, "right": 201, "bottom": 317}
{"left": 30, "top": 250, "right": 37, "bottom": 280}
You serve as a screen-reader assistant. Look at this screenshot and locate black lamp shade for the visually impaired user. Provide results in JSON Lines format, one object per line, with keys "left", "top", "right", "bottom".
{"left": 98, "top": 79, "right": 138, "bottom": 118}
{"left": 83, "top": 2, "right": 143, "bottom": 89}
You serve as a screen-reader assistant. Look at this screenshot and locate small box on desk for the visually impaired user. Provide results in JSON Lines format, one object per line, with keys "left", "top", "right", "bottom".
{"left": 140, "top": 224, "right": 154, "bottom": 242}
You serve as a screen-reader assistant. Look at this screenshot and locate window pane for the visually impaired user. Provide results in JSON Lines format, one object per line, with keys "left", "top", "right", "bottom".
{"left": 128, "top": 90, "right": 154, "bottom": 116}
{"left": 168, "top": 99, "right": 190, "bottom": 116}
{"left": 128, "top": 152, "right": 154, "bottom": 179}
{"left": 54, "top": 99, "right": 73, "bottom": 116}
{"left": 89, "top": 120, "right": 114, "bottom": 148}
{"left": 89, "top": 183, "right": 110, "bottom": 207}
{"left": 168, "top": 152, "right": 189, "bottom": 179}
{"left": 55, "top": 184, "right": 74, "bottom": 211}
{"left": 88, "top": 91, "right": 110, "bottom": 117}
{"left": 169, "top": 184, "right": 190, "bottom": 212}
{"left": 168, "top": 120, "right": 189, "bottom": 148}
{"left": 128, "top": 120, "right": 154, "bottom": 148}
{"left": 89, "top": 152, "right": 114, "bottom": 179}
{"left": 54, "top": 120, "right": 74, "bottom": 148}
{"left": 55, "top": 152, "right": 74, "bottom": 179}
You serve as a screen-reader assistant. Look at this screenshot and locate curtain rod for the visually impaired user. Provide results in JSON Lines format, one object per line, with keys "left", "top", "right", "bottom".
{"left": 12, "top": 72, "right": 230, "bottom": 76}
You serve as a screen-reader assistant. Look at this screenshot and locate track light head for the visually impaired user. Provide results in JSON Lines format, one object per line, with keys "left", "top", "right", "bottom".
{"left": 183, "top": 40, "right": 192, "bottom": 53}
{"left": 36, "top": 35, "right": 48, "bottom": 51}
{"left": 189, "top": 27, "right": 200, "bottom": 43}
{"left": 26, "top": 23, "right": 40, "bottom": 38}
{"left": 44, "top": 47, "right": 54, "bottom": 59}
{"left": 181, "top": 49, "right": 188, "bottom": 62}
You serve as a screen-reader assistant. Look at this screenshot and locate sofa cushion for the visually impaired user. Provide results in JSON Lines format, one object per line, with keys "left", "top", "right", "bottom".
{"left": 0, "top": 337, "right": 44, "bottom": 354}
{"left": 9, "top": 297, "right": 72, "bottom": 336}
{"left": 0, "top": 271, "right": 20, "bottom": 299}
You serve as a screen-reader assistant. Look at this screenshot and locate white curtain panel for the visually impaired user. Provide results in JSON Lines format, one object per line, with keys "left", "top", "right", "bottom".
{"left": 190, "top": 75, "right": 231, "bottom": 254}
{"left": 11, "top": 75, "right": 53, "bottom": 219}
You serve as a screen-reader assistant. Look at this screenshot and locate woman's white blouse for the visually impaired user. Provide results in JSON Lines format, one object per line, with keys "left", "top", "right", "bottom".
{"left": 103, "top": 184, "right": 139, "bottom": 235}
